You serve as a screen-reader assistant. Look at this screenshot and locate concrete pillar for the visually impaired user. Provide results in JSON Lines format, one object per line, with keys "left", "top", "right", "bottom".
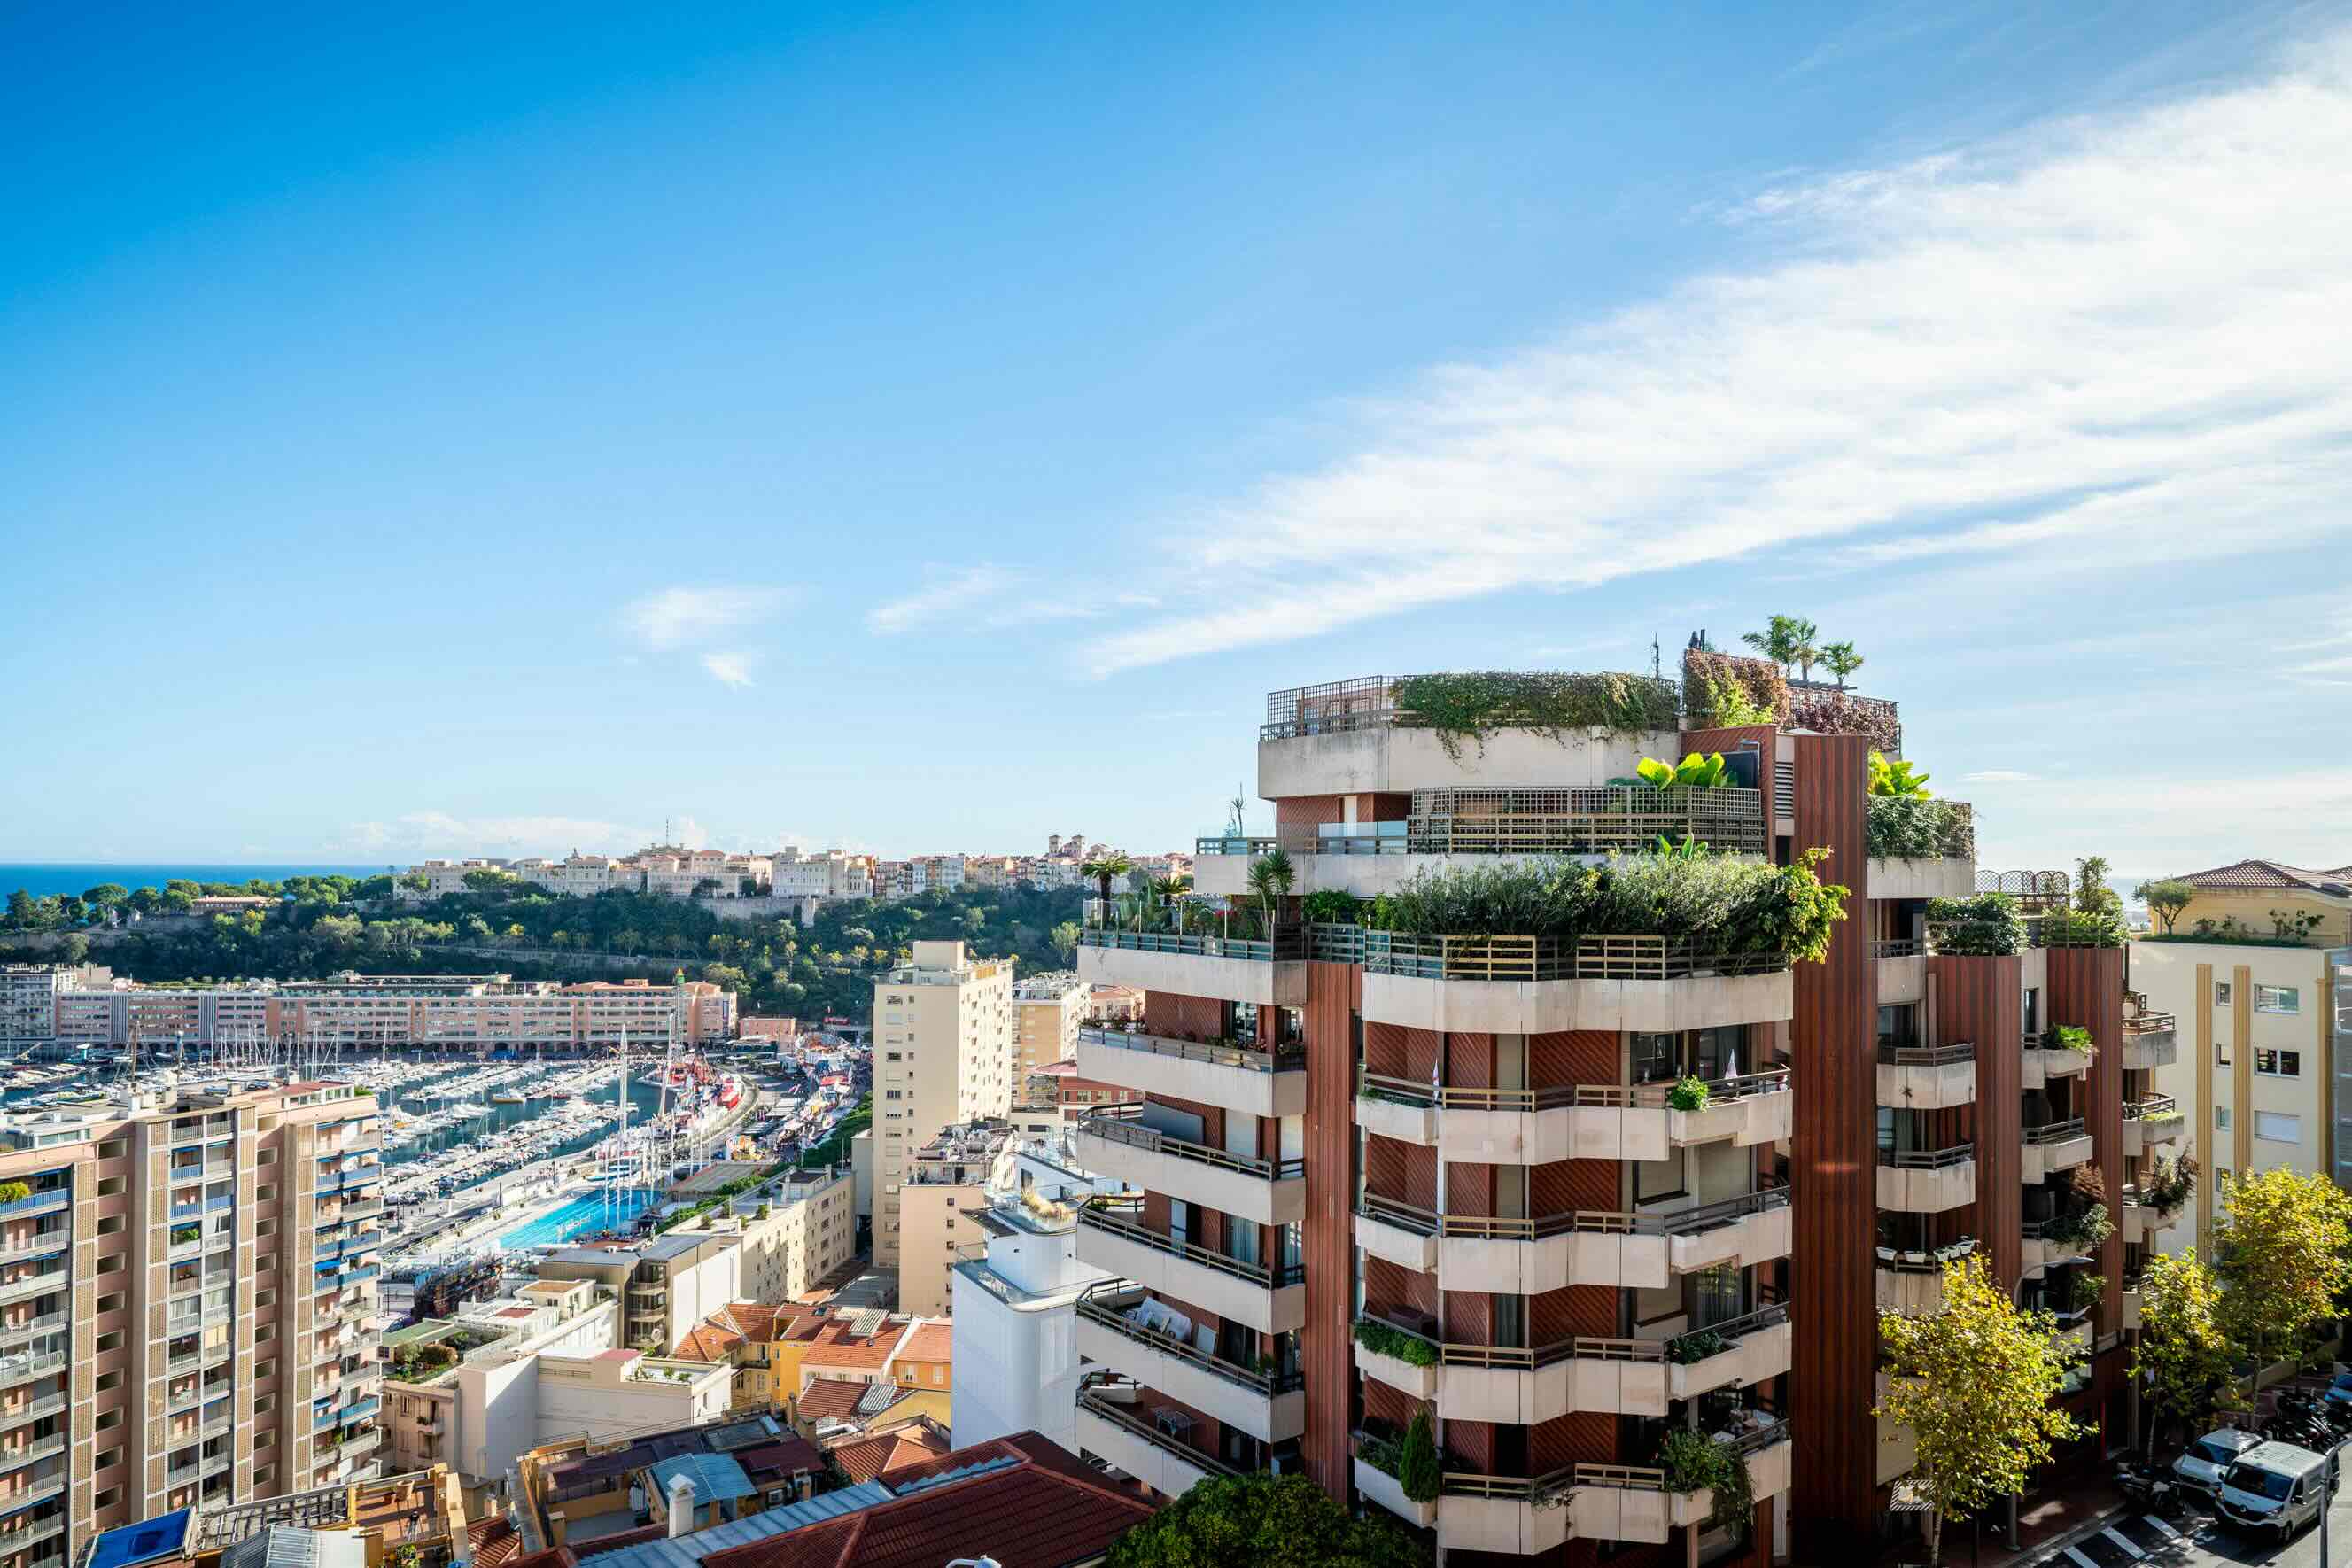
{"left": 668, "top": 1474, "right": 696, "bottom": 1538}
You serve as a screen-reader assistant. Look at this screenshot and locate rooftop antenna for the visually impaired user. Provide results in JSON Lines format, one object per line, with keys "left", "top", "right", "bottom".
{"left": 1650, "top": 637, "right": 1661, "bottom": 682}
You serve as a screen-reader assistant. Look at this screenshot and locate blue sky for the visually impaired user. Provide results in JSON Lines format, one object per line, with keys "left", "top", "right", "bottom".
{"left": 4, "top": 1, "right": 2347, "bottom": 881}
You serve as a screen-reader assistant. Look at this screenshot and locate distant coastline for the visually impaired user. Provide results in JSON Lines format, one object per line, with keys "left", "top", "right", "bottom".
{"left": 0, "top": 863, "right": 388, "bottom": 901}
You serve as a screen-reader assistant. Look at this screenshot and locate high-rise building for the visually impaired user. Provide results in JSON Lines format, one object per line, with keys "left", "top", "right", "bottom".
{"left": 895, "top": 1122, "right": 1020, "bottom": 1317}
{"left": 869, "top": 943, "right": 1013, "bottom": 1285}
{"left": 0, "top": 1075, "right": 384, "bottom": 1566}
{"left": 1012, "top": 972, "right": 1090, "bottom": 1083}
{"left": 1064, "top": 659, "right": 2135, "bottom": 1563}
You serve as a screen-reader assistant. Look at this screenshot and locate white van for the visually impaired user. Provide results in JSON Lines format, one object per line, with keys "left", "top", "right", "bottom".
{"left": 2216, "top": 1440, "right": 2335, "bottom": 1541}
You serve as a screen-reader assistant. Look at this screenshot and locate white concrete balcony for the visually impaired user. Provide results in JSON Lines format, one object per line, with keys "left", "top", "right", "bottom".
{"left": 2122, "top": 1192, "right": 2185, "bottom": 1246}
{"left": 1358, "top": 934, "right": 1793, "bottom": 1036}
{"left": 1075, "top": 1285, "right": 1305, "bottom": 1443}
{"left": 1437, "top": 1472, "right": 1577, "bottom": 1556}
{"left": 1425, "top": 1306, "right": 1792, "bottom": 1424}
{"left": 1077, "top": 928, "right": 1306, "bottom": 1007}
{"left": 2123, "top": 1096, "right": 2185, "bottom": 1155}
{"left": 2020, "top": 1039, "right": 2094, "bottom": 1091}
{"left": 1355, "top": 1199, "right": 1440, "bottom": 1273}
{"left": 1354, "top": 1331, "right": 1439, "bottom": 1402}
{"left": 1075, "top": 1027, "right": 1307, "bottom": 1120}
{"left": 1355, "top": 1452, "right": 1437, "bottom": 1529}
{"left": 2122, "top": 1004, "right": 2178, "bottom": 1071}
{"left": 1075, "top": 1204, "right": 1306, "bottom": 1335}
{"left": 1871, "top": 858, "right": 1976, "bottom": 900}
{"left": 1075, "top": 1389, "right": 1233, "bottom": 1500}
{"left": 2021, "top": 1120, "right": 2095, "bottom": 1184}
{"left": 1355, "top": 1069, "right": 1790, "bottom": 1164}
{"left": 1874, "top": 943, "right": 1927, "bottom": 1005}
{"left": 1876, "top": 1241, "right": 1976, "bottom": 1312}
{"left": 1075, "top": 1111, "right": 1306, "bottom": 1228}
{"left": 1876, "top": 1042, "right": 1976, "bottom": 1111}
{"left": 1362, "top": 1189, "right": 1792, "bottom": 1293}
{"left": 1255, "top": 695, "right": 1661, "bottom": 799}
{"left": 1876, "top": 1145, "right": 1977, "bottom": 1213}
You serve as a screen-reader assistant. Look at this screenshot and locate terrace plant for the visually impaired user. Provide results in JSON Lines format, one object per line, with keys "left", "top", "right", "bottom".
{"left": 1867, "top": 796, "right": 1965, "bottom": 859}
{"left": 1656, "top": 1426, "right": 1749, "bottom": 1538}
{"left": 1353, "top": 1317, "right": 1439, "bottom": 1368}
{"left": 0, "top": 1183, "right": 29, "bottom": 1206}
{"left": 1390, "top": 670, "right": 1682, "bottom": 760}
{"left": 1628, "top": 751, "right": 1731, "bottom": 789}
{"left": 1397, "top": 1407, "right": 1440, "bottom": 1502}
{"left": 1867, "top": 751, "right": 1931, "bottom": 798}
{"left": 1246, "top": 850, "right": 1297, "bottom": 935}
{"left": 2069, "top": 1271, "right": 2106, "bottom": 1313}
{"left": 1666, "top": 1327, "right": 1729, "bottom": 1364}
{"left": 2046, "top": 1024, "right": 2095, "bottom": 1056}
{"left": 1300, "top": 889, "right": 1363, "bottom": 927}
{"left": 1665, "top": 1076, "right": 1712, "bottom": 1114}
{"left": 1681, "top": 648, "right": 1785, "bottom": 726}
{"left": 1925, "top": 893, "right": 2025, "bottom": 956}
{"left": 2135, "top": 879, "right": 2196, "bottom": 935}
{"left": 2142, "top": 1153, "right": 2198, "bottom": 1213}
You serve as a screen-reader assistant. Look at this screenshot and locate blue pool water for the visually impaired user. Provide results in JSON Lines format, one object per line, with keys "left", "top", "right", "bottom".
{"left": 502, "top": 1187, "right": 666, "bottom": 1248}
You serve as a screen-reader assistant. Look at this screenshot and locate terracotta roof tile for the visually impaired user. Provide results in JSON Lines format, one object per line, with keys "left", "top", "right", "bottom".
{"left": 893, "top": 1323, "right": 951, "bottom": 1363}
{"left": 795, "top": 1378, "right": 897, "bottom": 1423}
{"left": 674, "top": 1320, "right": 746, "bottom": 1362}
{"left": 819, "top": 1427, "right": 949, "bottom": 1483}
{"left": 2173, "top": 858, "right": 2352, "bottom": 892}
{"left": 570, "top": 1525, "right": 666, "bottom": 1560}
{"left": 798, "top": 1319, "right": 906, "bottom": 1370}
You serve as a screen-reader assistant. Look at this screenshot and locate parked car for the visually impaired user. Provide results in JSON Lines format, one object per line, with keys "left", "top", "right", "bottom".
{"left": 2216, "top": 1441, "right": 2335, "bottom": 1542}
{"left": 2322, "top": 1370, "right": 2352, "bottom": 1409}
{"left": 2173, "top": 1428, "right": 2263, "bottom": 1500}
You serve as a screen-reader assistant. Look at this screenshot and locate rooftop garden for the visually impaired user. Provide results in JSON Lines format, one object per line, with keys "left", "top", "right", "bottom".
{"left": 1388, "top": 671, "right": 1682, "bottom": 759}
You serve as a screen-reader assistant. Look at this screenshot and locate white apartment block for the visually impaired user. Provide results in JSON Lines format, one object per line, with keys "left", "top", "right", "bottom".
{"left": 949, "top": 1192, "right": 1118, "bottom": 1457}
{"left": 896, "top": 1122, "right": 1021, "bottom": 1318}
{"left": 2, "top": 965, "right": 109, "bottom": 1043}
{"left": 379, "top": 1277, "right": 619, "bottom": 1486}
{"left": 21, "top": 969, "right": 732, "bottom": 1050}
{"left": 708, "top": 1166, "right": 856, "bottom": 1305}
{"left": 870, "top": 943, "right": 1013, "bottom": 1283}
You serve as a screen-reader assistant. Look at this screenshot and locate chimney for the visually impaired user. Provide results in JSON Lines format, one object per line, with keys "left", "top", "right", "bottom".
{"left": 667, "top": 1474, "right": 697, "bottom": 1538}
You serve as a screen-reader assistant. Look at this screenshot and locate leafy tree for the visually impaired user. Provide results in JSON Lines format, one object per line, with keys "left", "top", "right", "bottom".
{"left": 1788, "top": 616, "right": 1821, "bottom": 683}
{"left": 1820, "top": 640, "right": 1864, "bottom": 689}
{"left": 1081, "top": 852, "right": 1133, "bottom": 911}
{"left": 62, "top": 935, "right": 90, "bottom": 965}
{"left": 1050, "top": 920, "right": 1080, "bottom": 963}
{"left": 2213, "top": 1166, "right": 2352, "bottom": 1371}
{"left": 1876, "top": 1254, "right": 2081, "bottom": 1568}
{"left": 2133, "top": 1249, "right": 2239, "bottom": 1453}
{"left": 2135, "top": 879, "right": 2196, "bottom": 935}
{"left": 1397, "top": 1406, "right": 1439, "bottom": 1503}
{"left": 82, "top": 883, "right": 129, "bottom": 915}
{"left": 1246, "top": 850, "right": 1296, "bottom": 935}
{"left": 4, "top": 891, "right": 32, "bottom": 929}
{"left": 1741, "top": 614, "right": 1807, "bottom": 677}
{"left": 1105, "top": 1473, "right": 1427, "bottom": 1568}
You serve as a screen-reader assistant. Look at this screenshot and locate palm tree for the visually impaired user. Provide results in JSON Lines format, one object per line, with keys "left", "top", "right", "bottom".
{"left": 1789, "top": 617, "right": 1821, "bottom": 683}
{"left": 1081, "top": 854, "right": 1132, "bottom": 917}
{"left": 1820, "top": 640, "right": 1864, "bottom": 690}
{"left": 1245, "top": 850, "right": 1296, "bottom": 939}
{"left": 1740, "top": 616, "right": 1802, "bottom": 676}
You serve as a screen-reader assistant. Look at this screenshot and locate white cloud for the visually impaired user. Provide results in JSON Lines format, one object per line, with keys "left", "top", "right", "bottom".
{"left": 619, "top": 586, "right": 784, "bottom": 650}
{"left": 1083, "top": 32, "right": 2352, "bottom": 674}
{"left": 336, "top": 812, "right": 729, "bottom": 858}
{"left": 1959, "top": 770, "right": 2041, "bottom": 783}
{"left": 867, "top": 564, "right": 1013, "bottom": 635}
{"left": 700, "top": 651, "right": 755, "bottom": 688}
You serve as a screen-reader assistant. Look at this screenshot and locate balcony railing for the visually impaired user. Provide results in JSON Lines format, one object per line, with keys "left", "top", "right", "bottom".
{"left": 1875, "top": 1040, "right": 1974, "bottom": 1066}
{"left": 1877, "top": 1144, "right": 1975, "bottom": 1170}
{"left": 1078, "top": 927, "right": 1304, "bottom": 963}
{"left": 1079, "top": 1025, "right": 1302, "bottom": 1075}
{"left": 1077, "top": 1204, "right": 1304, "bottom": 1290}
{"left": 2023, "top": 1118, "right": 2087, "bottom": 1146}
{"left": 1076, "top": 1286, "right": 1303, "bottom": 1398}
{"left": 1362, "top": 931, "right": 1786, "bottom": 982}
{"left": 1869, "top": 939, "right": 1923, "bottom": 959}
{"left": 1361, "top": 1067, "right": 1789, "bottom": 1113}
{"left": 1075, "top": 1389, "right": 1240, "bottom": 1478}
{"left": 0, "top": 1354, "right": 67, "bottom": 1389}
{"left": 1878, "top": 1238, "right": 1976, "bottom": 1272}
{"left": 2123, "top": 1095, "right": 2180, "bottom": 1122}
{"left": 0, "top": 1236, "right": 66, "bottom": 1269}
{"left": 1261, "top": 672, "right": 1681, "bottom": 741}
{"left": 1078, "top": 1109, "right": 1304, "bottom": 1183}
{"left": 0, "top": 1194, "right": 66, "bottom": 1224}
{"left": 1360, "top": 1185, "right": 1788, "bottom": 1241}
{"left": 1199, "top": 787, "right": 1767, "bottom": 859}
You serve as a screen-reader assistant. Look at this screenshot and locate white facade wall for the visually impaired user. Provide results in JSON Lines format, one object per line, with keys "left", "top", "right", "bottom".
{"left": 533, "top": 1355, "right": 734, "bottom": 1442}
{"left": 948, "top": 1219, "right": 1115, "bottom": 1455}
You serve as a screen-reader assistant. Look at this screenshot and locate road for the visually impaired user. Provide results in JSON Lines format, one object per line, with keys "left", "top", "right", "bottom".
{"left": 2026, "top": 1484, "right": 2352, "bottom": 1568}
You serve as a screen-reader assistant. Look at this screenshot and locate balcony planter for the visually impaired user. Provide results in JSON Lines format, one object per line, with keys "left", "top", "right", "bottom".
{"left": 1355, "top": 1455, "right": 1438, "bottom": 1527}
{"left": 1353, "top": 1335, "right": 1438, "bottom": 1401}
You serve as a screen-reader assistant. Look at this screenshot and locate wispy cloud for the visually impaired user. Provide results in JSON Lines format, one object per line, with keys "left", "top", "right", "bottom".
{"left": 620, "top": 586, "right": 785, "bottom": 650}
{"left": 867, "top": 564, "right": 1013, "bottom": 635}
{"left": 1960, "top": 770, "right": 2041, "bottom": 784}
{"left": 700, "top": 651, "right": 755, "bottom": 688}
{"left": 334, "top": 812, "right": 766, "bottom": 858}
{"left": 1083, "top": 32, "right": 2352, "bottom": 675}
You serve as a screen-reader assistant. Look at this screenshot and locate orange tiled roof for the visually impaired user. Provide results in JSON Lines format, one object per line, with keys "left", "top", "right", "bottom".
{"left": 798, "top": 1318, "right": 906, "bottom": 1371}
{"left": 674, "top": 1320, "right": 745, "bottom": 1362}
{"left": 795, "top": 1378, "right": 901, "bottom": 1424}
{"left": 893, "top": 1323, "right": 951, "bottom": 1364}
{"left": 2172, "top": 858, "right": 2352, "bottom": 892}
{"left": 821, "top": 1425, "right": 950, "bottom": 1483}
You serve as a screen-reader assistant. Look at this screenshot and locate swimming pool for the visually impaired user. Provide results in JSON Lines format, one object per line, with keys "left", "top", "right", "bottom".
{"left": 502, "top": 1187, "right": 666, "bottom": 1249}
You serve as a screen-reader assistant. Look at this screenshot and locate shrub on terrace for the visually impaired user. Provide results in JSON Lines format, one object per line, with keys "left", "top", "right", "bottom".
{"left": 1926, "top": 893, "right": 2026, "bottom": 956}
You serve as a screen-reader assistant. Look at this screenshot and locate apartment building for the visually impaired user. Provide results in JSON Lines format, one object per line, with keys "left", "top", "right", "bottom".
{"left": 1013, "top": 972, "right": 1090, "bottom": 1081}
{"left": 378, "top": 1277, "right": 618, "bottom": 1484}
{"left": 894, "top": 1122, "right": 1021, "bottom": 1317}
{"left": 0, "top": 1075, "right": 384, "bottom": 1568}
{"left": 2133, "top": 858, "right": 2350, "bottom": 1248}
{"left": 869, "top": 943, "right": 1013, "bottom": 1285}
{"left": 705, "top": 1167, "right": 855, "bottom": 1306}
{"left": 536, "top": 1233, "right": 742, "bottom": 1355}
{"left": 1066, "top": 659, "right": 2138, "bottom": 1564}
{"left": 1, "top": 967, "right": 106, "bottom": 1044}
{"left": 24, "top": 970, "right": 733, "bottom": 1050}
{"left": 400, "top": 847, "right": 774, "bottom": 903}
{"left": 949, "top": 1191, "right": 1118, "bottom": 1456}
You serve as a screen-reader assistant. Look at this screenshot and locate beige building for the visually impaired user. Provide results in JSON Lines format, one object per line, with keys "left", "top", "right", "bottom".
{"left": 871, "top": 942, "right": 1013, "bottom": 1282}
{"left": 535, "top": 1232, "right": 743, "bottom": 1355}
{"left": 378, "top": 1277, "right": 618, "bottom": 1485}
{"left": 701, "top": 1167, "right": 855, "bottom": 1306}
{"left": 1013, "top": 972, "right": 1089, "bottom": 1083}
{"left": 895, "top": 1122, "right": 1021, "bottom": 1317}
{"left": 0, "top": 1075, "right": 385, "bottom": 1566}
{"left": 2138, "top": 857, "right": 2350, "bottom": 1250}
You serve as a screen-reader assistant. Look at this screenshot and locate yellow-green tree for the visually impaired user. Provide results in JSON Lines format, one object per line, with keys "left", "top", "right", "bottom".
{"left": 2214, "top": 1167, "right": 2352, "bottom": 1370}
{"left": 2132, "top": 1249, "right": 2239, "bottom": 1451}
{"left": 1876, "top": 1254, "right": 2081, "bottom": 1568}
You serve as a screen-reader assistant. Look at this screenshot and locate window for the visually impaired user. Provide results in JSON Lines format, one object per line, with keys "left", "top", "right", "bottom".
{"left": 97, "top": 1176, "right": 124, "bottom": 1196}
{"left": 97, "top": 1137, "right": 126, "bottom": 1159}
{"left": 2256, "top": 1049, "right": 2303, "bottom": 1077}
{"left": 97, "top": 1370, "right": 120, "bottom": 1392}
{"left": 97, "top": 1447, "right": 122, "bottom": 1472}
{"left": 1630, "top": 1033, "right": 1678, "bottom": 1084}
{"left": 2256, "top": 1111, "right": 2302, "bottom": 1144}
{"left": 2256, "top": 985, "right": 2301, "bottom": 1014}
{"left": 2217, "top": 1106, "right": 2232, "bottom": 1130}
{"left": 96, "top": 1409, "right": 121, "bottom": 1432}
{"left": 96, "top": 1331, "right": 121, "bottom": 1352}
{"left": 257, "top": 1184, "right": 276, "bottom": 1201}
{"left": 97, "top": 1215, "right": 123, "bottom": 1235}
{"left": 98, "top": 1292, "right": 124, "bottom": 1313}
{"left": 2216, "top": 981, "right": 2233, "bottom": 1005}
{"left": 97, "top": 1486, "right": 121, "bottom": 1510}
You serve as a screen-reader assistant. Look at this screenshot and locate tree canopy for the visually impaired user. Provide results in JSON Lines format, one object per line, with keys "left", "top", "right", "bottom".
{"left": 2213, "top": 1166, "right": 2352, "bottom": 1370}
{"left": 1105, "top": 1473, "right": 1428, "bottom": 1568}
{"left": 2133, "top": 1248, "right": 2239, "bottom": 1450}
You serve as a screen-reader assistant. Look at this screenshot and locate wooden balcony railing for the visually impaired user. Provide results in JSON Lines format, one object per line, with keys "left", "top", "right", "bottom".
{"left": 1077, "top": 1203, "right": 1304, "bottom": 1289}
{"left": 1078, "top": 1108, "right": 1304, "bottom": 1183}
{"left": 1359, "top": 1186, "right": 1788, "bottom": 1241}
{"left": 1080, "top": 1025, "right": 1303, "bottom": 1074}
{"left": 1362, "top": 931, "right": 1787, "bottom": 983}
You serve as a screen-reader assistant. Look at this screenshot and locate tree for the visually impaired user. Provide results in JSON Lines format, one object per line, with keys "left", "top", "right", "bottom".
{"left": 1246, "top": 850, "right": 1296, "bottom": 935}
{"left": 1788, "top": 616, "right": 1821, "bottom": 683}
{"left": 4, "top": 891, "right": 31, "bottom": 929}
{"left": 2213, "top": 1166, "right": 2352, "bottom": 1371}
{"left": 1081, "top": 853, "right": 1132, "bottom": 912}
{"left": 1740, "top": 614, "right": 1814, "bottom": 677}
{"left": 1875, "top": 1254, "right": 2081, "bottom": 1568}
{"left": 2136, "top": 879, "right": 2196, "bottom": 935}
{"left": 2133, "top": 1249, "right": 2239, "bottom": 1453}
{"left": 1050, "top": 920, "right": 1080, "bottom": 963}
{"left": 1105, "top": 1473, "right": 1426, "bottom": 1568}
{"left": 1397, "top": 1406, "right": 1439, "bottom": 1503}
{"left": 1820, "top": 640, "right": 1864, "bottom": 689}
{"left": 81, "top": 883, "right": 129, "bottom": 916}
{"left": 61, "top": 935, "right": 90, "bottom": 965}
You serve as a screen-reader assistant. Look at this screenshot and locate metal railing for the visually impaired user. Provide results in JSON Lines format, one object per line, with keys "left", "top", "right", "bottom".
{"left": 1977, "top": 870, "right": 2071, "bottom": 912}
{"left": 1358, "top": 1067, "right": 1789, "bottom": 1112}
{"left": 0, "top": 1195, "right": 66, "bottom": 1223}
{"left": 2022, "top": 1118, "right": 2087, "bottom": 1146}
{"left": 1876, "top": 1144, "right": 1976, "bottom": 1169}
{"left": 1876, "top": 1040, "right": 1975, "bottom": 1066}
{"left": 1075, "top": 1390, "right": 1240, "bottom": 1478}
{"left": 1359, "top": 1185, "right": 1789, "bottom": 1241}
{"left": 1077, "top": 1204, "right": 1304, "bottom": 1290}
{"left": 2123, "top": 1096, "right": 2182, "bottom": 1122}
{"left": 1207, "top": 788, "right": 1769, "bottom": 858}
{"left": 1261, "top": 671, "right": 1680, "bottom": 742}
{"left": 1077, "top": 1285, "right": 1303, "bottom": 1396}
{"left": 1869, "top": 939, "right": 1923, "bottom": 959}
{"left": 1077, "top": 927, "right": 1304, "bottom": 963}
{"left": 1362, "top": 931, "right": 1787, "bottom": 982}
{"left": 1077, "top": 1109, "right": 1304, "bottom": 1183}
{"left": 1079, "top": 1025, "right": 1303, "bottom": 1075}
{"left": 1878, "top": 1238, "right": 1976, "bottom": 1273}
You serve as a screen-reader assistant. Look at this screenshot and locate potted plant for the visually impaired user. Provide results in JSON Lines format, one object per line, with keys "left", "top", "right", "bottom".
{"left": 1665, "top": 1075, "right": 1711, "bottom": 1114}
